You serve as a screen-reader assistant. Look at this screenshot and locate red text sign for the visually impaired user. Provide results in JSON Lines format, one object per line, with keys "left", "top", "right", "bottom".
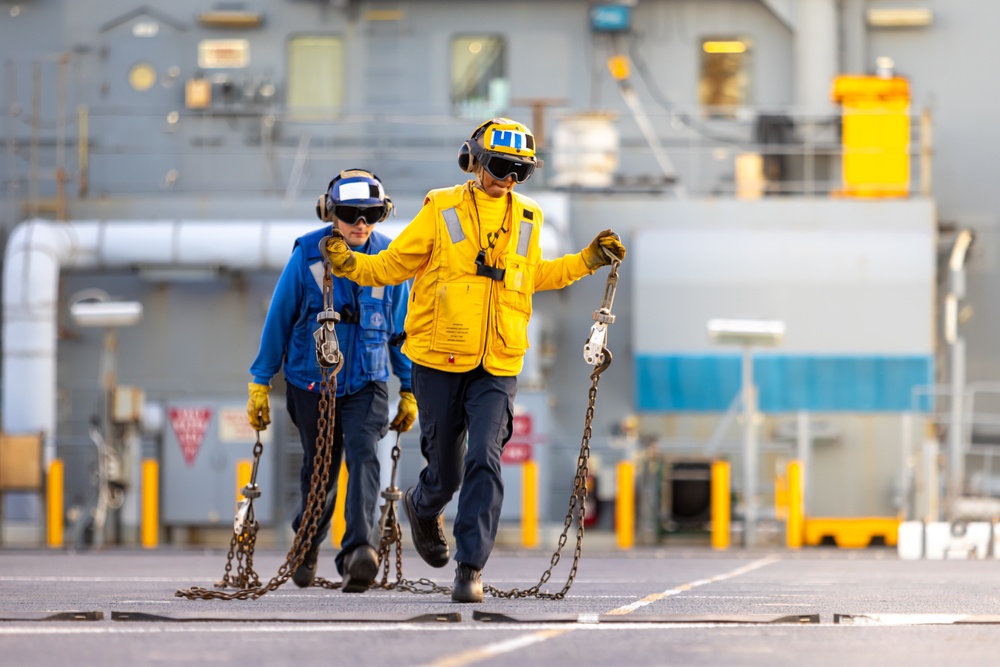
{"left": 512, "top": 414, "right": 532, "bottom": 438}
{"left": 501, "top": 442, "right": 532, "bottom": 464}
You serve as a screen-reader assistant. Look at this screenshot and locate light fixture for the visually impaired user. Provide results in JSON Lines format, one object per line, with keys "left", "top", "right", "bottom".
{"left": 707, "top": 317, "right": 785, "bottom": 549}
{"left": 707, "top": 318, "right": 785, "bottom": 347}
{"left": 69, "top": 290, "right": 143, "bottom": 328}
{"left": 196, "top": 10, "right": 264, "bottom": 28}
{"left": 867, "top": 8, "right": 933, "bottom": 28}
{"left": 703, "top": 41, "right": 748, "bottom": 54}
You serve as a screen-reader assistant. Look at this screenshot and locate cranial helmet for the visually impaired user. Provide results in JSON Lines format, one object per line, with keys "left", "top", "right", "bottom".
{"left": 457, "top": 118, "right": 541, "bottom": 184}
{"left": 316, "top": 168, "right": 394, "bottom": 224}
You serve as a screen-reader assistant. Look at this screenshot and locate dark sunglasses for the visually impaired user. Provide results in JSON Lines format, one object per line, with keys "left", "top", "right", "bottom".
{"left": 481, "top": 154, "right": 535, "bottom": 184}
{"left": 334, "top": 204, "right": 387, "bottom": 226}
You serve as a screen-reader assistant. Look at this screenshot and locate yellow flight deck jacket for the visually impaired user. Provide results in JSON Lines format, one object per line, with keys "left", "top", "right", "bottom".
{"left": 343, "top": 182, "right": 595, "bottom": 376}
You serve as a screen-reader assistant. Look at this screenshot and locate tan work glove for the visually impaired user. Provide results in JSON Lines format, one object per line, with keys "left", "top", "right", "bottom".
{"left": 388, "top": 390, "right": 418, "bottom": 432}
{"left": 324, "top": 229, "right": 356, "bottom": 276}
{"left": 581, "top": 229, "right": 627, "bottom": 270}
{"left": 246, "top": 382, "right": 271, "bottom": 431}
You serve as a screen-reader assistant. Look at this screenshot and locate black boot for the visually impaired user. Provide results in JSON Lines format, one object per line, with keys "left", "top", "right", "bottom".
{"left": 403, "top": 487, "right": 449, "bottom": 568}
{"left": 451, "top": 562, "right": 483, "bottom": 603}
{"left": 291, "top": 543, "right": 319, "bottom": 588}
{"left": 342, "top": 545, "right": 379, "bottom": 593}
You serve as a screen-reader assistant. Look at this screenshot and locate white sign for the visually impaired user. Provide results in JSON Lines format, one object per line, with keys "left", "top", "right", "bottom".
{"left": 198, "top": 39, "right": 250, "bottom": 69}
{"left": 133, "top": 21, "right": 159, "bottom": 38}
{"left": 219, "top": 406, "right": 272, "bottom": 444}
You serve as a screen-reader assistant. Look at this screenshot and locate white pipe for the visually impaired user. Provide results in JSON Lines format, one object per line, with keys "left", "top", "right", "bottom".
{"left": 3, "top": 220, "right": 76, "bottom": 465}
{"left": 3, "top": 218, "right": 562, "bottom": 467}
{"left": 2, "top": 218, "right": 323, "bottom": 465}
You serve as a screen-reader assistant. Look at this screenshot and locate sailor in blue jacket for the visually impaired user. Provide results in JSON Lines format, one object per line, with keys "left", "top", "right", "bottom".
{"left": 246, "top": 169, "right": 415, "bottom": 593}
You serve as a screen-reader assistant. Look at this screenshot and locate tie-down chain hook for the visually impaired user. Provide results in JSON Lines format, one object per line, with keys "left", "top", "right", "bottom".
{"left": 582, "top": 257, "right": 620, "bottom": 371}
{"left": 314, "top": 236, "right": 345, "bottom": 373}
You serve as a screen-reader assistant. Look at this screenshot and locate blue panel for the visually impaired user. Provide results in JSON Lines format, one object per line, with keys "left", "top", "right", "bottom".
{"left": 590, "top": 5, "right": 631, "bottom": 32}
{"left": 635, "top": 354, "right": 935, "bottom": 413}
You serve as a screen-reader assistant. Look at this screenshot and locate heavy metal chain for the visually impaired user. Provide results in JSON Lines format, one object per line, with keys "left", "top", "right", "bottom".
{"left": 363, "top": 257, "right": 621, "bottom": 599}
{"left": 176, "top": 247, "right": 621, "bottom": 602}
{"left": 314, "top": 432, "right": 450, "bottom": 595}
{"left": 175, "top": 241, "right": 343, "bottom": 601}
{"left": 483, "top": 257, "right": 620, "bottom": 600}
{"left": 213, "top": 436, "right": 265, "bottom": 591}
{"left": 175, "top": 365, "right": 339, "bottom": 600}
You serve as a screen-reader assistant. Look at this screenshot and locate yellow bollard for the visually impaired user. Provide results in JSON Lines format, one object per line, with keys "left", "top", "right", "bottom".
{"left": 332, "top": 460, "right": 348, "bottom": 547}
{"left": 141, "top": 459, "right": 159, "bottom": 549}
{"left": 786, "top": 459, "right": 804, "bottom": 549}
{"left": 522, "top": 460, "right": 539, "bottom": 548}
{"left": 616, "top": 461, "right": 635, "bottom": 549}
{"left": 236, "top": 460, "right": 252, "bottom": 506}
{"left": 711, "top": 460, "right": 731, "bottom": 550}
{"left": 47, "top": 459, "right": 64, "bottom": 548}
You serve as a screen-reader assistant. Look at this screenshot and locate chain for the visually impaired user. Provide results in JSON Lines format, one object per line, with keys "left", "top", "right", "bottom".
{"left": 483, "top": 257, "right": 620, "bottom": 599}
{"left": 176, "top": 249, "right": 622, "bottom": 602}
{"left": 176, "top": 242, "right": 343, "bottom": 602}
{"left": 213, "top": 436, "right": 265, "bottom": 591}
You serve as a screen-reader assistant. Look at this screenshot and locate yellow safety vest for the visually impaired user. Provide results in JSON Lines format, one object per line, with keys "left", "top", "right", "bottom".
{"left": 345, "top": 182, "right": 594, "bottom": 375}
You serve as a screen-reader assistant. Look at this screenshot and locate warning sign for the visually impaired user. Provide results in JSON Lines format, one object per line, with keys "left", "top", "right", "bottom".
{"left": 501, "top": 442, "right": 532, "bottom": 464}
{"left": 503, "top": 413, "right": 534, "bottom": 464}
{"left": 512, "top": 414, "right": 532, "bottom": 438}
{"left": 169, "top": 407, "right": 213, "bottom": 466}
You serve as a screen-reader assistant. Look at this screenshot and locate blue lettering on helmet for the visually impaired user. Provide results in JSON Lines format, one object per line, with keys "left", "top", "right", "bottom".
{"left": 490, "top": 129, "right": 525, "bottom": 151}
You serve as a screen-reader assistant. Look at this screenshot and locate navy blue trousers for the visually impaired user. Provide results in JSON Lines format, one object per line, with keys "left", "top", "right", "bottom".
{"left": 408, "top": 363, "right": 517, "bottom": 570}
{"left": 286, "top": 381, "right": 389, "bottom": 575}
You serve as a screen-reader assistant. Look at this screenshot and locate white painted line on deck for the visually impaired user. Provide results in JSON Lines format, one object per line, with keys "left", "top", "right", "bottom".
{"left": 838, "top": 614, "right": 973, "bottom": 626}
{"left": 0, "top": 621, "right": 848, "bottom": 637}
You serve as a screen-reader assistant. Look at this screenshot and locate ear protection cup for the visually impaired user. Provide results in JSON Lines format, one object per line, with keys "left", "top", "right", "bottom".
{"left": 316, "top": 193, "right": 333, "bottom": 222}
{"left": 457, "top": 119, "right": 501, "bottom": 174}
{"left": 457, "top": 140, "right": 475, "bottom": 173}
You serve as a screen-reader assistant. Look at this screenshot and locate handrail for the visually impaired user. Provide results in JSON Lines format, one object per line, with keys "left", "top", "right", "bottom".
{"left": 4, "top": 52, "right": 935, "bottom": 204}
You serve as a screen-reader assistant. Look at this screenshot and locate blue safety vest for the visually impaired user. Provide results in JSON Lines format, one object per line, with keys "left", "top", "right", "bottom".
{"left": 250, "top": 226, "right": 411, "bottom": 397}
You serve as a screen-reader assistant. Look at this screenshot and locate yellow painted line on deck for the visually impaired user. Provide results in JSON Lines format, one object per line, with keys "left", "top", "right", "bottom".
{"left": 421, "top": 555, "right": 781, "bottom": 667}
{"left": 605, "top": 555, "right": 780, "bottom": 615}
{"left": 424, "top": 628, "right": 572, "bottom": 667}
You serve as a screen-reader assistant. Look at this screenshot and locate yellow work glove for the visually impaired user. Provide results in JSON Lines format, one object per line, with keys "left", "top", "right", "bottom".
{"left": 324, "top": 230, "right": 356, "bottom": 276}
{"left": 581, "top": 229, "right": 627, "bottom": 270}
{"left": 246, "top": 382, "right": 271, "bottom": 431}
{"left": 388, "top": 390, "right": 417, "bottom": 432}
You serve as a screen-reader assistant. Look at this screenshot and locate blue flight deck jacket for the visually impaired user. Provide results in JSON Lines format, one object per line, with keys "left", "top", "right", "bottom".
{"left": 250, "top": 226, "right": 411, "bottom": 397}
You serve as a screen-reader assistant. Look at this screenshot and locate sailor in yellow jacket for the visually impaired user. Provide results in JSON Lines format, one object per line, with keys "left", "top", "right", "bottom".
{"left": 324, "top": 118, "right": 626, "bottom": 603}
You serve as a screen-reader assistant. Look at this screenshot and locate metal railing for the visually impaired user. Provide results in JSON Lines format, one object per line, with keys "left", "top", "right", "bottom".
{"left": 4, "top": 54, "right": 935, "bottom": 221}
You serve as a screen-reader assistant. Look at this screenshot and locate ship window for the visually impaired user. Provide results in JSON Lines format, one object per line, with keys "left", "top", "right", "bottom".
{"left": 698, "top": 37, "right": 751, "bottom": 118}
{"left": 287, "top": 36, "right": 343, "bottom": 120}
{"left": 451, "top": 35, "right": 508, "bottom": 119}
